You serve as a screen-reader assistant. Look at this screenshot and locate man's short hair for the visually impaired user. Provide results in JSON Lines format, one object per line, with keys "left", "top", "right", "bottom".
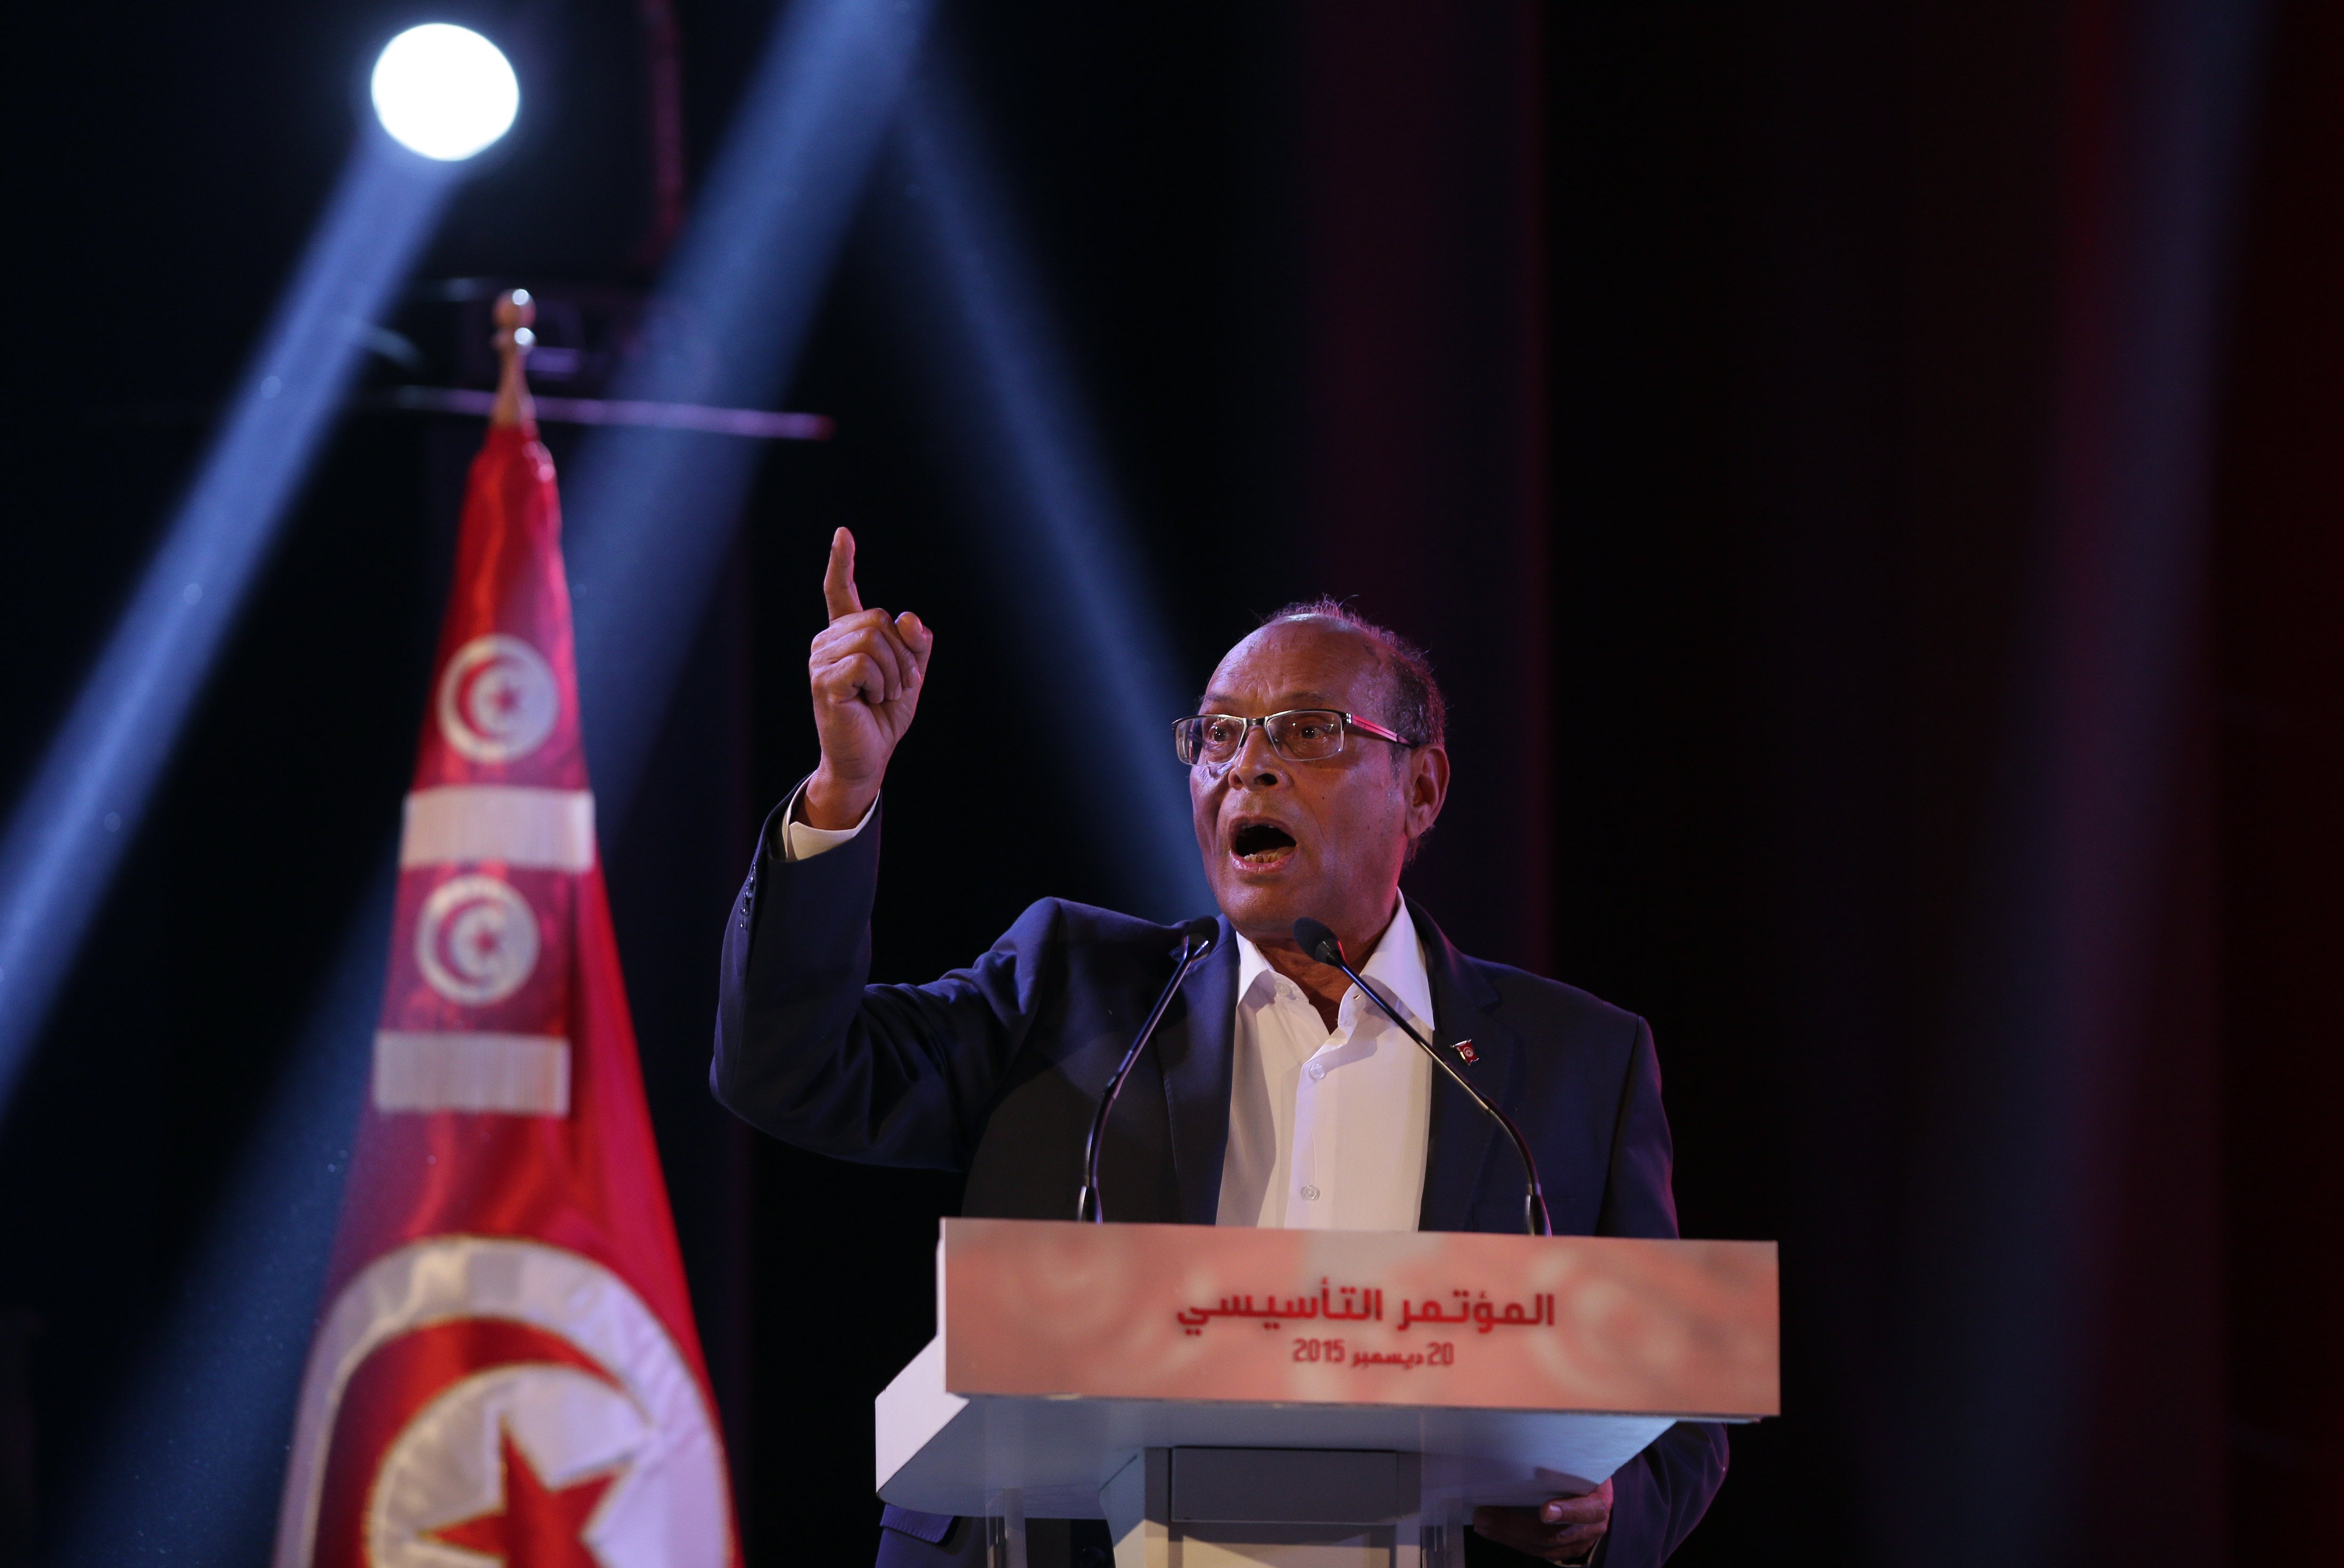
{"left": 1258, "top": 598, "right": 1447, "bottom": 752}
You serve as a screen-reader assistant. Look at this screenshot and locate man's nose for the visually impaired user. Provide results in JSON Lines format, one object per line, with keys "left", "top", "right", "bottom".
{"left": 1228, "top": 724, "right": 1285, "bottom": 788}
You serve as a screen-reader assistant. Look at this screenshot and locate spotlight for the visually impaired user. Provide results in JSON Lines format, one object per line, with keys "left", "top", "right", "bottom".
{"left": 370, "top": 24, "right": 519, "bottom": 161}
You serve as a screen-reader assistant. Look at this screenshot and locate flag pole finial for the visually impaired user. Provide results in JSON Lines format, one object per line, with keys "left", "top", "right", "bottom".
{"left": 491, "top": 288, "right": 537, "bottom": 428}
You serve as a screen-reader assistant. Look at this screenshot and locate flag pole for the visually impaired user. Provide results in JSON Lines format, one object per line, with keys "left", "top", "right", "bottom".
{"left": 490, "top": 288, "right": 537, "bottom": 429}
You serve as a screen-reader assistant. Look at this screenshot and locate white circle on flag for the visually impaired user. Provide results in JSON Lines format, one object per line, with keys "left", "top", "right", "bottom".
{"left": 437, "top": 633, "right": 560, "bottom": 763}
{"left": 275, "top": 1238, "right": 731, "bottom": 1568}
{"left": 369, "top": 1364, "right": 646, "bottom": 1568}
{"left": 416, "top": 873, "right": 540, "bottom": 1007}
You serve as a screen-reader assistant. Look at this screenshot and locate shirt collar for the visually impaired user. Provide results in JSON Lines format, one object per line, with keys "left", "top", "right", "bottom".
{"left": 1231, "top": 904, "right": 1436, "bottom": 1032}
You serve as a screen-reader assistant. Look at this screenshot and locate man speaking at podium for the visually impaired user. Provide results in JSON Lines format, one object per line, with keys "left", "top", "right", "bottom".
{"left": 712, "top": 530, "right": 1727, "bottom": 1566}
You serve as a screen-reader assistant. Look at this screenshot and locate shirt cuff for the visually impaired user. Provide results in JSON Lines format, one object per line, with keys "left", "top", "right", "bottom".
{"left": 775, "top": 777, "right": 876, "bottom": 863}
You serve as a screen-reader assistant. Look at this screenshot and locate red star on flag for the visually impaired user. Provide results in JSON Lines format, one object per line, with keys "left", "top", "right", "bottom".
{"left": 426, "top": 1423, "right": 621, "bottom": 1568}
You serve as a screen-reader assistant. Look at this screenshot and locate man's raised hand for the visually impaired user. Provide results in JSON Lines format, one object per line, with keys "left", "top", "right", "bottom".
{"left": 802, "top": 528, "right": 933, "bottom": 830}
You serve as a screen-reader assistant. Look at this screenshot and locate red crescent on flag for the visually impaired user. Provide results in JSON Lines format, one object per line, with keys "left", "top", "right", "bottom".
{"left": 310, "top": 1318, "right": 615, "bottom": 1568}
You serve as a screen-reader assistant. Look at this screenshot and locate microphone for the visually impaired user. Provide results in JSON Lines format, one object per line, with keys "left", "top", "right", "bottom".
{"left": 1292, "top": 916, "right": 1554, "bottom": 1238}
{"left": 1076, "top": 916, "right": 1221, "bottom": 1223}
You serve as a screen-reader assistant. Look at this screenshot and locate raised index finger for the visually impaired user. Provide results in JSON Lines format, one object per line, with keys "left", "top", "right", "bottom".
{"left": 822, "top": 527, "right": 863, "bottom": 622}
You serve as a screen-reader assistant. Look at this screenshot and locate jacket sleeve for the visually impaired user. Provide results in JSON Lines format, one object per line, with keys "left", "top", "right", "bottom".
{"left": 710, "top": 798, "right": 1065, "bottom": 1171}
{"left": 1596, "top": 1019, "right": 1730, "bottom": 1565}
{"left": 1584, "top": 1422, "right": 1729, "bottom": 1567}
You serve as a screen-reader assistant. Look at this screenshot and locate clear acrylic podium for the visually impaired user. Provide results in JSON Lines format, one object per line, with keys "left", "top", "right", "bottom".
{"left": 875, "top": 1219, "right": 1778, "bottom": 1567}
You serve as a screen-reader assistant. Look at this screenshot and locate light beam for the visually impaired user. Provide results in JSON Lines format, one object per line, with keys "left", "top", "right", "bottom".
{"left": 52, "top": 856, "right": 394, "bottom": 1568}
{"left": 48, "top": 4, "right": 930, "bottom": 1557}
{"left": 0, "top": 133, "right": 471, "bottom": 1121}
{"left": 564, "top": 0, "right": 935, "bottom": 827}
{"left": 883, "top": 72, "right": 1210, "bottom": 919}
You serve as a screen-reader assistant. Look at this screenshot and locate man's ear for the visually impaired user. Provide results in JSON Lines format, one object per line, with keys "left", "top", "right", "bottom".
{"left": 1408, "top": 745, "right": 1450, "bottom": 833}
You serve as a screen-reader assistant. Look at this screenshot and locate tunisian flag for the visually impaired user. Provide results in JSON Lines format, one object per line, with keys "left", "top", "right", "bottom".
{"left": 273, "top": 395, "right": 735, "bottom": 1568}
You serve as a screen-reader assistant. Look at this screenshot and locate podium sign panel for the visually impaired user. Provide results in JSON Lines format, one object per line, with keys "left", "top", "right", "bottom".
{"left": 878, "top": 1219, "right": 1775, "bottom": 1555}
{"left": 939, "top": 1219, "right": 1774, "bottom": 1417}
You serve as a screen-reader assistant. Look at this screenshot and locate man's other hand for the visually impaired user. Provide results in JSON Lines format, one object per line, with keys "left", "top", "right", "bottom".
{"left": 803, "top": 527, "right": 933, "bottom": 829}
{"left": 1471, "top": 1479, "right": 1614, "bottom": 1565}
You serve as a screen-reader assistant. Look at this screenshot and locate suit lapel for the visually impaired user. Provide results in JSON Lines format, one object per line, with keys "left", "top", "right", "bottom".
{"left": 1155, "top": 917, "right": 1239, "bottom": 1225}
{"left": 1412, "top": 902, "right": 1520, "bottom": 1232}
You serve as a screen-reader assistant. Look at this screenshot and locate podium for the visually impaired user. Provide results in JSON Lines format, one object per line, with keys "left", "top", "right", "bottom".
{"left": 876, "top": 1219, "right": 1777, "bottom": 1567}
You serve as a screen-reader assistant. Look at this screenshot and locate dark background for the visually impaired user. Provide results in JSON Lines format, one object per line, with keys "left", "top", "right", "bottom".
{"left": 1, "top": 1, "right": 2338, "bottom": 1565}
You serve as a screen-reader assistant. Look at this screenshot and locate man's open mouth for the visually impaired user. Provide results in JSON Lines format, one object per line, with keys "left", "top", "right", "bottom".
{"left": 1230, "top": 822, "right": 1298, "bottom": 867}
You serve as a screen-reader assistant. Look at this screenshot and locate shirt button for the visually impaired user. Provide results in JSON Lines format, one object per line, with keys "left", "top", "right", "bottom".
{"left": 1307, "top": 1063, "right": 1326, "bottom": 1081}
{"left": 1300, "top": 1184, "right": 1322, "bottom": 1202}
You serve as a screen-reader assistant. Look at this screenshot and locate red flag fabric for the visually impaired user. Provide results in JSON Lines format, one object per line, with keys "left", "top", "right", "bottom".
{"left": 273, "top": 417, "right": 736, "bottom": 1568}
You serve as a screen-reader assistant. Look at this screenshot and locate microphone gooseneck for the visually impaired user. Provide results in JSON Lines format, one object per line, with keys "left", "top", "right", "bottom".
{"left": 1076, "top": 916, "right": 1220, "bottom": 1223}
{"left": 1291, "top": 916, "right": 1554, "bottom": 1238}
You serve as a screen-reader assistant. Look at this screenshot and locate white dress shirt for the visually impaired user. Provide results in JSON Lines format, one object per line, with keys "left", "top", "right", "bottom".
{"left": 774, "top": 785, "right": 1435, "bottom": 1232}
{"left": 777, "top": 785, "right": 874, "bottom": 861}
{"left": 1213, "top": 916, "right": 1435, "bottom": 1231}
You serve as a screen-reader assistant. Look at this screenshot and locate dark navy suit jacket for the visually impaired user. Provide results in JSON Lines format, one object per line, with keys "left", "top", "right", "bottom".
{"left": 711, "top": 804, "right": 1727, "bottom": 1567}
